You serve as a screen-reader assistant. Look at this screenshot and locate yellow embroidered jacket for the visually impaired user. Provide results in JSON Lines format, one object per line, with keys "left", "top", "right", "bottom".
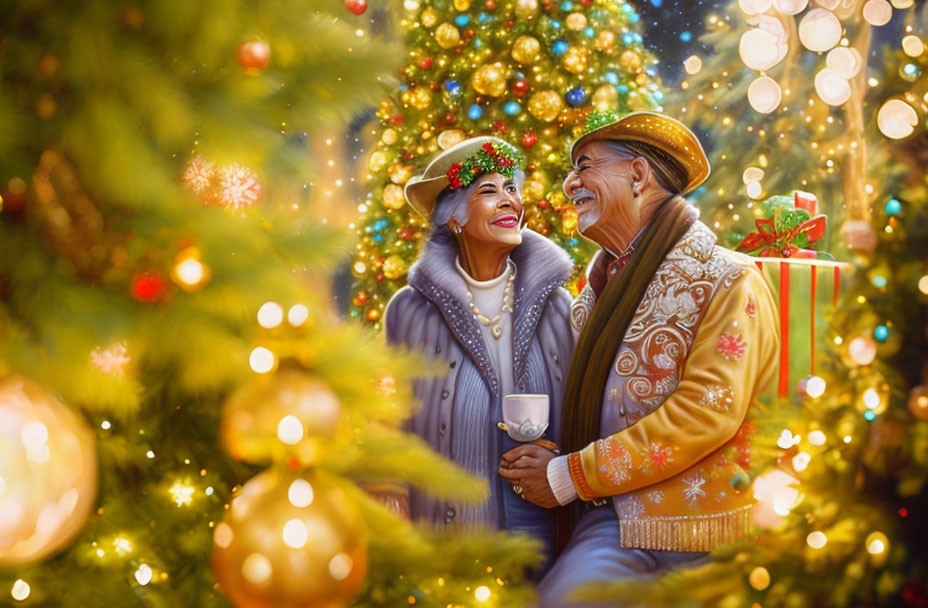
{"left": 563, "top": 221, "right": 779, "bottom": 552}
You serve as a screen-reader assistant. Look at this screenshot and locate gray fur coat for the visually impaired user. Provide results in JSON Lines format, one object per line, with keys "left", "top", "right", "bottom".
{"left": 385, "top": 229, "right": 574, "bottom": 548}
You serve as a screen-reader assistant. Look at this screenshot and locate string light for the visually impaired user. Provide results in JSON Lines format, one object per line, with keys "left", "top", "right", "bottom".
{"left": 475, "top": 586, "right": 492, "bottom": 601}
{"left": 249, "top": 347, "right": 276, "bottom": 374}
{"left": 169, "top": 480, "right": 195, "bottom": 507}
{"left": 257, "top": 302, "right": 284, "bottom": 328}
{"left": 807, "top": 531, "right": 828, "bottom": 549}
{"left": 134, "top": 564, "right": 153, "bottom": 586}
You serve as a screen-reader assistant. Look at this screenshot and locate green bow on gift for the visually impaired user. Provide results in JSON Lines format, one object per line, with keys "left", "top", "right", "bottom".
{"left": 737, "top": 191, "right": 830, "bottom": 259}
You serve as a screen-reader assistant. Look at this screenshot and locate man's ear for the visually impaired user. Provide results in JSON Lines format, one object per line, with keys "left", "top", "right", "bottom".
{"left": 630, "top": 157, "right": 651, "bottom": 186}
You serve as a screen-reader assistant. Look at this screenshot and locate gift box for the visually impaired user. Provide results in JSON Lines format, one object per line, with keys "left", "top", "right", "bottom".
{"left": 735, "top": 191, "right": 852, "bottom": 401}
{"left": 754, "top": 257, "right": 852, "bottom": 402}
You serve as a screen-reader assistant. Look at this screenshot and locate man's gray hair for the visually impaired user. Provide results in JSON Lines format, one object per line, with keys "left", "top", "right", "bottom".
{"left": 599, "top": 140, "right": 686, "bottom": 194}
{"left": 429, "top": 169, "right": 526, "bottom": 229}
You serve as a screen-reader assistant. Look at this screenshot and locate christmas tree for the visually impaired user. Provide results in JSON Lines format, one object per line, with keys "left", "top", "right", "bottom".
{"left": 0, "top": 1, "right": 542, "bottom": 605}
{"left": 566, "top": 2, "right": 928, "bottom": 605}
{"left": 349, "top": 0, "right": 664, "bottom": 325}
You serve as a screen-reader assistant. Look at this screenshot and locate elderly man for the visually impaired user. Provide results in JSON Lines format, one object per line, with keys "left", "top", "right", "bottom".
{"left": 497, "top": 111, "right": 780, "bottom": 607}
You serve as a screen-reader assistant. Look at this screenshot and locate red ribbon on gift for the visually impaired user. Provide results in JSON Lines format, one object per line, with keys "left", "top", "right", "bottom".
{"left": 738, "top": 192, "right": 826, "bottom": 259}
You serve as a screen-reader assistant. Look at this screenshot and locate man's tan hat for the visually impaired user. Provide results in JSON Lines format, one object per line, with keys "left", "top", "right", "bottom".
{"left": 570, "top": 110, "right": 710, "bottom": 194}
{"left": 403, "top": 136, "right": 523, "bottom": 217}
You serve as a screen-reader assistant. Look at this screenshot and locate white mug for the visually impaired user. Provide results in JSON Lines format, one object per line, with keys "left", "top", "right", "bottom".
{"left": 500, "top": 394, "right": 549, "bottom": 442}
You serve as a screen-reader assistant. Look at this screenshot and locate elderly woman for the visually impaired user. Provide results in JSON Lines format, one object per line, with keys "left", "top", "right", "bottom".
{"left": 384, "top": 137, "right": 574, "bottom": 560}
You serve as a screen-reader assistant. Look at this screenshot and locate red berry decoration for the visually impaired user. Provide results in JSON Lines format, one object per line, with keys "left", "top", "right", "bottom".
{"left": 344, "top": 0, "right": 367, "bottom": 15}
{"left": 236, "top": 40, "right": 270, "bottom": 72}
{"left": 512, "top": 79, "right": 529, "bottom": 96}
{"left": 522, "top": 131, "right": 538, "bottom": 148}
{"left": 131, "top": 271, "right": 167, "bottom": 303}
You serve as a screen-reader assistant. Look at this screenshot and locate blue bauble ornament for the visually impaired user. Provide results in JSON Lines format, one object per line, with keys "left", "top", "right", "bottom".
{"left": 552, "top": 40, "right": 569, "bottom": 55}
{"left": 504, "top": 101, "right": 522, "bottom": 116}
{"left": 468, "top": 104, "right": 483, "bottom": 120}
{"left": 885, "top": 198, "right": 902, "bottom": 215}
{"left": 566, "top": 87, "right": 587, "bottom": 107}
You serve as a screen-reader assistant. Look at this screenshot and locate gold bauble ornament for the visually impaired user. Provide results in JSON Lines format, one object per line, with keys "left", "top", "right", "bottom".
{"left": 594, "top": 30, "right": 617, "bottom": 54}
{"left": 381, "top": 129, "right": 397, "bottom": 145}
{"left": 566, "top": 12, "right": 588, "bottom": 30}
{"left": 562, "top": 207, "right": 579, "bottom": 232}
{"left": 563, "top": 46, "right": 589, "bottom": 74}
{"left": 511, "top": 36, "right": 542, "bottom": 64}
{"left": 592, "top": 85, "right": 619, "bottom": 111}
{"left": 620, "top": 49, "right": 643, "bottom": 71}
{"left": 435, "top": 23, "right": 461, "bottom": 49}
{"left": 0, "top": 375, "right": 98, "bottom": 566}
{"left": 220, "top": 370, "right": 343, "bottom": 465}
{"left": 514, "top": 0, "right": 539, "bottom": 18}
{"left": 368, "top": 151, "right": 388, "bottom": 173}
{"left": 524, "top": 180, "right": 545, "bottom": 200}
{"left": 409, "top": 87, "right": 432, "bottom": 110}
{"left": 212, "top": 470, "right": 368, "bottom": 608}
{"left": 389, "top": 164, "right": 413, "bottom": 185}
{"left": 382, "top": 184, "right": 405, "bottom": 210}
{"left": 528, "top": 90, "right": 564, "bottom": 122}
{"left": 437, "top": 129, "right": 467, "bottom": 150}
{"left": 749, "top": 566, "right": 771, "bottom": 590}
{"left": 421, "top": 8, "right": 438, "bottom": 27}
{"left": 382, "top": 255, "right": 408, "bottom": 280}
{"left": 453, "top": 0, "right": 471, "bottom": 9}
{"left": 472, "top": 64, "right": 508, "bottom": 97}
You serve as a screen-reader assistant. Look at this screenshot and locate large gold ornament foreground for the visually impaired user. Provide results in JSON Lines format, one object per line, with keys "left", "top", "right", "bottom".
{"left": 212, "top": 470, "right": 368, "bottom": 608}
{"left": 220, "top": 370, "right": 343, "bottom": 466}
{"left": 0, "top": 374, "right": 98, "bottom": 566}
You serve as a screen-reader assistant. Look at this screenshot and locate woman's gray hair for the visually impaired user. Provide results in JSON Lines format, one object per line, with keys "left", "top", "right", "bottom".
{"left": 429, "top": 169, "right": 526, "bottom": 229}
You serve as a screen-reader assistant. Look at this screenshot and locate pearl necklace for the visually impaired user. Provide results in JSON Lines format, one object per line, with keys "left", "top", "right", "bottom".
{"left": 465, "top": 261, "right": 515, "bottom": 340}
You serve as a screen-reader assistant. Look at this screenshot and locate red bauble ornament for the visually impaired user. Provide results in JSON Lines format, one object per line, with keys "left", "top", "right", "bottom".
{"left": 236, "top": 40, "right": 270, "bottom": 72}
{"left": 512, "top": 79, "right": 529, "bottom": 96}
{"left": 131, "top": 271, "right": 167, "bottom": 303}
{"left": 538, "top": 199, "right": 548, "bottom": 209}
{"left": 344, "top": 0, "right": 367, "bottom": 14}
{"left": 522, "top": 131, "right": 538, "bottom": 147}
{"left": 420, "top": 57, "right": 433, "bottom": 70}
{"left": 486, "top": 0, "right": 497, "bottom": 8}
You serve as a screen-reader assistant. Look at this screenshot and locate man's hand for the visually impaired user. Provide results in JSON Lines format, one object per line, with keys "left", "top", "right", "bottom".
{"left": 498, "top": 444, "right": 560, "bottom": 508}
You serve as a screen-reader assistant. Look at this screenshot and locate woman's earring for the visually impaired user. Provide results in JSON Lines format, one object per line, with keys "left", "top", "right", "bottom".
{"left": 452, "top": 225, "right": 462, "bottom": 235}
{"left": 632, "top": 181, "right": 640, "bottom": 197}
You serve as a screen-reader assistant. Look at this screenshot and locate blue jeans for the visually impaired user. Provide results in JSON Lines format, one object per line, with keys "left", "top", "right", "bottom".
{"left": 537, "top": 509, "right": 709, "bottom": 607}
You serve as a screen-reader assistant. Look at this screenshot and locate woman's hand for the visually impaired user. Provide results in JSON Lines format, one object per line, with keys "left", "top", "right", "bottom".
{"left": 498, "top": 444, "right": 560, "bottom": 508}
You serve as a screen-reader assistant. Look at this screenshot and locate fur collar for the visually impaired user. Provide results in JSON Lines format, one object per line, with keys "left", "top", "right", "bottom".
{"left": 407, "top": 229, "right": 573, "bottom": 395}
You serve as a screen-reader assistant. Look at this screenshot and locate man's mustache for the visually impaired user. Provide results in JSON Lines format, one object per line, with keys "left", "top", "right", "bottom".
{"left": 569, "top": 188, "right": 595, "bottom": 203}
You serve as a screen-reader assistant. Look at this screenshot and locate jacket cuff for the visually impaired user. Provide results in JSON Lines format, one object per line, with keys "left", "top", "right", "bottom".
{"left": 546, "top": 455, "right": 579, "bottom": 506}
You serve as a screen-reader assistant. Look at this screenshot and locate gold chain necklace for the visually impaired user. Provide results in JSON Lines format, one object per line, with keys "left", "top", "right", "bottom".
{"left": 465, "top": 261, "right": 516, "bottom": 340}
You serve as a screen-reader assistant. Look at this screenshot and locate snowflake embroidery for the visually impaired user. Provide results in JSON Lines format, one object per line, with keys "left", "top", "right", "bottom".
{"left": 616, "top": 495, "right": 646, "bottom": 518}
{"left": 639, "top": 442, "right": 675, "bottom": 475}
{"left": 646, "top": 490, "right": 665, "bottom": 504}
{"left": 716, "top": 333, "right": 747, "bottom": 361}
{"left": 598, "top": 437, "right": 633, "bottom": 486}
{"left": 698, "top": 384, "right": 734, "bottom": 412}
{"left": 745, "top": 294, "right": 757, "bottom": 317}
{"left": 682, "top": 473, "right": 707, "bottom": 505}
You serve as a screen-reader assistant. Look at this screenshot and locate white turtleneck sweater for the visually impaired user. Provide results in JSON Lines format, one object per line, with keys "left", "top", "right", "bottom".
{"left": 455, "top": 257, "right": 516, "bottom": 397}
